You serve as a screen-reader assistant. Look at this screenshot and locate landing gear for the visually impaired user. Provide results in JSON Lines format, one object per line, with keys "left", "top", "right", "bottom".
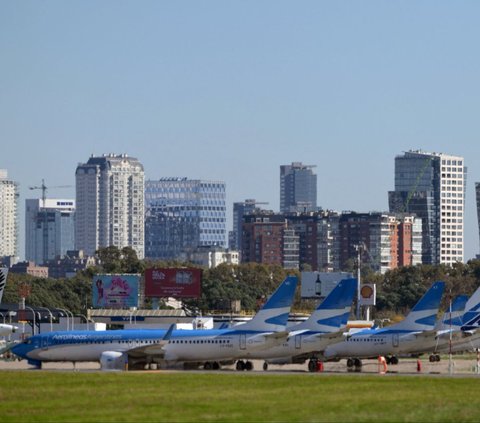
{"left": 346, "top": 358, "right": 362, "bottom": 372}
{"left": 386, "top": 355, "right": 399, "bottom": 365}
{"left": 429, "top": 354, "right": 441, "bottom": 362}
{"left": 204, "top": 361, "right": 221, "bottom": 370}
{"left": 263, "top": 362, "right": 268, "bottom": 371}
{"left": 236, "top": 360, "right": 253, "bottom": 371}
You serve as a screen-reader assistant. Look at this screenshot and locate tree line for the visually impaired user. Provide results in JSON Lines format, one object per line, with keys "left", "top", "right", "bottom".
{"left": 3, "top": 246, "right": 480, "bottom": 320}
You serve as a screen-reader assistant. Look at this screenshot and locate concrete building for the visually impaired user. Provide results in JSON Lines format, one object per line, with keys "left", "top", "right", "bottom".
{"left": 25, "top": 198, "right": 75, "bottom": 265}
{"left": 389, "top": 150, "right": 466, "bottom": 265}
{"left": 188, "top": 246, "right": 239, "bottom": 268}
{"left": 338, "top": 212, "right": 422, "bottom": 274}
{"left": 280, "top": 162, "right": 317, "bottom": 213}
{"left": 0, "top": 170, "right": 19, "bottom": 259}
{"left": 75, "top": 154, "right": 145, "bottom": 259}
{"left": 145, "top": 178, "right": 226, "bottom": 260}
{"left": 241, "top": 212, "right": 299, "bottom": 269}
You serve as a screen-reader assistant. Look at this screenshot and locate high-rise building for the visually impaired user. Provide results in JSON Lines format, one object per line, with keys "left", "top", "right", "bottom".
{"left": 389, "top": 150, "right": 466, "bottom": 265}
{"left": 145, "top": 178, "right": 226, "bottom": 260}
{"left": 230, "top": 199, "right": 268, "bottom": 252}
{"left": 0, "top": 170, "right": 19, "bottom": 258}
{"left": 75, "top": 154, "right": 145, "bottom": 259}
{"left": 25, "top": 199, "right": 75, "bottom": 264}
{"left": 280, "top": 162, "right": 317, "bottom": 213}
{"left": 476, "top": 182, "right": 480, "bottom": 255}
{"left": 338, "top": 212, "right": 422, "bottom": 274}
{"left": 241, "top": 212, "right": 299, "bottom": 269}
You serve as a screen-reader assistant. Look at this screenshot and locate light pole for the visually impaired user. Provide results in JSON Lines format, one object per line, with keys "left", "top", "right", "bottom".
{"left": 56, "top": 308, "right": 71, "bottom": 330}
{"left": 37, "top": 306, "right": 54, "bottom": 332}
{"left": 24, "top": 306, "right": 36, "bottom": 336}
{"left": 76, "top": 314, "right": 90, "bottom": 331}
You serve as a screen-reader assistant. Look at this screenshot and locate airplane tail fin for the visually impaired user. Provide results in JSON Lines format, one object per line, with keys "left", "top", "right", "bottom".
{"left": 390, "top": 281, "right": 445, "bottom": 332}
{"left": 435, "top": 295, "right": 468, "bottom": 330}
{"left": 0, "top": 267, "right": 8, "bottom": 304}
{"left": 238, "top": 276, "right": 298, "bottom": 332}
{"left": 461, "top": 285, "right": 480, "bottom": 331}
{"left": 296, "top": 278, "right": 356, "bottom": 332}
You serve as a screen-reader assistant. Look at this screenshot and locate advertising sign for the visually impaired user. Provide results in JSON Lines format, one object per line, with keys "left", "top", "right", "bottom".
{"left": 301, "top": 271, "right": 354, "bottom": 298}
{"left": 144, "top": 268, "right": 202, "bottom": 298}
{"left": 359, "top": 283, "right": 376, "bottom": 306}
{"left": 92, "top": 274, "right": 139, "bottom": 309}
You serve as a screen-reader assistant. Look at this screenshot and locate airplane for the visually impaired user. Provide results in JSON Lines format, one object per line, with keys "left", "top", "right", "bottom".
{"left": 323, "top": 281, "right": 445, "bottom": 370}
{"left": 0, "top": 267, "right": 18, "bottom": 336}
{"left": 11, "top": 275, "right": 298, "bottom": 371}
{"left": 235, "top": 278, "right": 357, "bottom": 372}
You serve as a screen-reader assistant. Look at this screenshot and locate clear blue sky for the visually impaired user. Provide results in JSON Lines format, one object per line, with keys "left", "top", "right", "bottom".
{"left": 1, "top": 1, "right": 479, "bottom": 260}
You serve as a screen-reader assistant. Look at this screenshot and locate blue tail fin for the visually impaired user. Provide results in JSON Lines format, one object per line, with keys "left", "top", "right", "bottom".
{"left": 390, "top": 281, "right": 445, "bottom": 332}
{"left": 239, "top": 276, "right": 298, "bottom": 332}
{"left": 436, "top": 295, "right": 468, "bottom": 330}
{"left": 461, "top": 286, "right": 480, "bottom": 331}
{"left": 297, "top": 278, "right": 356, "bottom": 332}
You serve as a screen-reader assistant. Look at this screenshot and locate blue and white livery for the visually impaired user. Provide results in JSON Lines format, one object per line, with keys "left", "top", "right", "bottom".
{"left": 12, "top": 276, "right": 298, "bottom": 371}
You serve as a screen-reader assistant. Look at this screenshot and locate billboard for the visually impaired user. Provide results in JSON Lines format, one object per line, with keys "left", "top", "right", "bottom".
{"left": 301, "top": 271, "right": 354, "bottom": 298}
{"left": 92, "top": 274, "right": 140, "bottom": 309}
{"left": 145, "top": 268, "right": 202, "bottom": 298}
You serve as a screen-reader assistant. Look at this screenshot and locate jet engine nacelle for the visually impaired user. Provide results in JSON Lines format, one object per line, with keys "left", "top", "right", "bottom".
{"left": 100, "top": 351, "right": 127, "bottom": 371}
{"left": 0, "top": 324, "right": 17, "bottom": 336}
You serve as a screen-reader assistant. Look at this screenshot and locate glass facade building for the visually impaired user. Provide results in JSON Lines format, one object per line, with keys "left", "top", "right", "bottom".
{"left": 280, "top": 162, "right": 317, "bottom": 213}
{"left": 145, "top": 178, "right": 226, "bottom": 260}
{"left": 25, "top": 199, "right": 75, "bottom": 265}
{"left": 389, "top": 150, "right": 466, "bottom": 265}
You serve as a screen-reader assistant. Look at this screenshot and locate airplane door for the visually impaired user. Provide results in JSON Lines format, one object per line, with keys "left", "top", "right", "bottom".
{"left": 239, "top": 334, "right": 247, "bottom": 350}
{"left": 41, "top": 335, "right": 49, "bottom": 350}
{"left": 295, "top": 335, "right": 302, "bottom": 349}
{"left": 392, "top": 334, "right": 399, "bottom": 348}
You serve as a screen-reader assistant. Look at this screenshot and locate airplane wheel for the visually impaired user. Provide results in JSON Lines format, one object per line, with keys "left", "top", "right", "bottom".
{"left": 385, "top": 356, "right": 392, "bottom": 365}
{"left": 435, "top": 354, "right": 441, "bottom": 362}
{"left": 263, "top": 362, "right": 268, "bottom": 371}
{"left": 236, "top": 360, "right": 245, "bottom": 371}
{"left": 391, "top": 356, "right": 399, "bottom": 365}
{"left": 204, "top": 362, "right": 213, "bottom": 370}
{"left": 429, "top": 355, "right": 436, "bottom": 363}
{"left": 308, "top": 359, "right": 317, "bottom": 372}
{"left": 212, "top": 362, "right": 220, "bottom": 370}
{"left": 245, "top": 361, "right": 253, "bottom": 371}
{"left": 354, "top": 358, "right": 362, "bottom": 367}
{"left": 346, "top": 358, "right": 354, "bottom": 368}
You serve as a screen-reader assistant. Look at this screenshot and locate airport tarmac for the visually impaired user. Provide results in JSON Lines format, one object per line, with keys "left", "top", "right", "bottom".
{"left": 1, "top": 356, "right": 480, "bottom": 375}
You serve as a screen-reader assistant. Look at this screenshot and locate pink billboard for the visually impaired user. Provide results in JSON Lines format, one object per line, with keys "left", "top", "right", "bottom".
{"left": 144, "top": 268, "right": 202, "bottom": 299}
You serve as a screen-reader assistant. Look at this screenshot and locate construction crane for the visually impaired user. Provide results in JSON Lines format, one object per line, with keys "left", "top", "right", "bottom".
{"left": 28, "top": 180, "right": 72, "bottom": 264}
{"left": 29, "top": 179, "right": 72, "bottom": 207}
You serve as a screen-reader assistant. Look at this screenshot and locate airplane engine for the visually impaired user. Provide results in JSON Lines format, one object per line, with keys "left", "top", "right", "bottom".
{"left": 100, "top": 351, "right": 127, "bottom": 371}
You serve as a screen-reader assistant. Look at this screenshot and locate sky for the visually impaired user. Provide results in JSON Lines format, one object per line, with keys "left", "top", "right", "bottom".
{"left": 1, "top": 1, "right": 480, "bottom": 260}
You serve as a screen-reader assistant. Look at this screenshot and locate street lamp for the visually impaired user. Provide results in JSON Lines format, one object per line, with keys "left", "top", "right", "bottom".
{"left": 75, "top": 314, "right": 90, "bottom": 331}
{"left": 37, "top": 306, "right": 54, "bottom": 332}
{"left": 56, "top": 308, "right": 71, "bottom": 330}
{"left": 24, "top": 306, "right": 36, "bottom": 336}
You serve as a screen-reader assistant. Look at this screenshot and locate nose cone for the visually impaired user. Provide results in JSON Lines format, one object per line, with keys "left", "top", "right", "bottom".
{"left": 11, "top": 341, "right": 31, "bottom": 360}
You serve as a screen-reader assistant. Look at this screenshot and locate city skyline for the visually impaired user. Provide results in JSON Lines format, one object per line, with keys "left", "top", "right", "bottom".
{"left": 1, "top": 2, "right": 480, "bottom": 260}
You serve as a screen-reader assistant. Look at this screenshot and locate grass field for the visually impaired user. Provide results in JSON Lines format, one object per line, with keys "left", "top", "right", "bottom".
{"left": 0, "top": 371, "right": 478, "bottom": 422}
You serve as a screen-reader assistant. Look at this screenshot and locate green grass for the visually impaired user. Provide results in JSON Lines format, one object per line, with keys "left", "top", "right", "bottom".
{"left": 0, "top": 371, "right": 478, "bottom": 422}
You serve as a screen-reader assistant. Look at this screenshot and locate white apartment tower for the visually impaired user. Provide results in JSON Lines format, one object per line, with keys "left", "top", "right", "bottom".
{"left": 75, "top": 154, "right": 145, "bottom": 259}
{"left": 389, "top": 150, "right": 466, "bottom": 265}
{"left": 0, "top": 170, "right": 19, "bottom": 258}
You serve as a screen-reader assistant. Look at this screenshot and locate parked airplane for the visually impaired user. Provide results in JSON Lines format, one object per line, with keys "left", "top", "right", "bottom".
{"left": 0, "top": 267, "right": 18, "bottom": 336}
{"left": 236, "top": 278, "right": 357, "bottom": 372}
{"left": 323, "top": 281, "right": 445, "bottom": 370}
{"left": 12, "top": 276, "right": 298, "bottom": 370}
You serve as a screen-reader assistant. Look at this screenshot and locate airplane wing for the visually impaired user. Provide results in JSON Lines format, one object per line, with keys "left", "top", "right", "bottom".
{"left": 125, "top": 324, "right": 174, "bottom": 358}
